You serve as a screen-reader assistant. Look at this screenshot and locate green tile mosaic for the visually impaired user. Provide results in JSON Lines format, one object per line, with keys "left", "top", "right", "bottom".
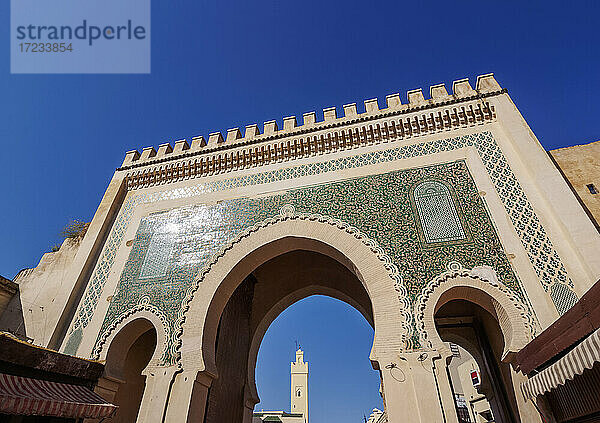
{"left": 95, "top": 160, "right": 522, "bottom": 364}
{"left": 63, "top": 131, "right": 578, "bottom": 358}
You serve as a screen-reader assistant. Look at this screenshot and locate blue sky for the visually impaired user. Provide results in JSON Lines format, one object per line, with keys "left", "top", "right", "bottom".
{"left": 1, "top": 0, "right": 599, "bottom": 420}
{"left": 2, "top": 1, "right": 600, "bottom": 276}
{"left": 254, "top": 296, "right": 382, "bottom": 421}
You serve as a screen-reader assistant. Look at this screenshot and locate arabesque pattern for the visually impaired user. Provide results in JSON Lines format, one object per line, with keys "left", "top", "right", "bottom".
{"left": 413, "top": 180, "right": 466, "bottom": 243}
{"left": 93, "top": 160, "right": 524, "bottom": 363}
{"left": 63, "top": 131, "right": 576, "bottom": 358}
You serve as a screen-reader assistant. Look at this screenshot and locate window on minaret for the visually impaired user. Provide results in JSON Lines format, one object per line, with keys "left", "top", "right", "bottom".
{"left": 413, "top": 180, "right": 466, "bottom": 243}
{"left": 296, "top": 389, "right": 301, "bottom": 397}
{"left": 587, "top": 183, "right": 598, "bottom": 194}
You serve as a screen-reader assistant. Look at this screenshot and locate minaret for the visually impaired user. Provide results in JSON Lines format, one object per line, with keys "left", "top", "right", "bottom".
{"left": 290, "top": 347, "right": 309, "bottom": 423}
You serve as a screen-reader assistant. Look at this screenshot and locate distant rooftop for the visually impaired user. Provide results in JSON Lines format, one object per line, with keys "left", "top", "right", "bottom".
{"left": 253, "top": 411, "right": 303, "bottom": 417}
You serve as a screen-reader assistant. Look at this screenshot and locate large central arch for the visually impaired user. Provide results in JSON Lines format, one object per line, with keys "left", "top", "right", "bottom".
{"left": 179, "top": 207, "right": 410, "bottom": 374}
{"left": 172, "top": 207, "right": 410, "bottom": 421}
{"left": 245, "top": 249, "right": 376, "bottom": 408}
{"left": 93, "top": 207, "right": 544, "bottom": 423}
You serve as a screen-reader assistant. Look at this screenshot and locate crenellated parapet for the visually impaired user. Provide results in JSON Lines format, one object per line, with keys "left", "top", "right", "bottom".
{"left": 121, "top": 74, "right": 502, "bottom": 189}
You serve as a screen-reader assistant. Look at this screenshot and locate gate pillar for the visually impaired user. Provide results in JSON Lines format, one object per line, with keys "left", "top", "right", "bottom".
{"left": 136, "top": 366, "right": 178, "bottom": 423}
{"left": 380, "top": 350, "right": 457, "bottom": 423}
{"left": 432, "top": 351, "right": 461, "bottom": 423}
{"left": 242, "top": 383, "right": 259, "bottom": 423}
{"left": 163, "top": 370, "right": 214, "bottom": 422}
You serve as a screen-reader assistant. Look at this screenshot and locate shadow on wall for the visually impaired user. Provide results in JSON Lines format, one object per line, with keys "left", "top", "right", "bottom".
{"left": 0, "top": 285, "right": 27, "bottom": 341}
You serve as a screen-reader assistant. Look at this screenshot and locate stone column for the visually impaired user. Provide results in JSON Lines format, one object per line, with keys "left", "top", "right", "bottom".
{"left": 136, "top": 366, "right": 178, "bottom": 423}
{"left": 163, "top": 370, "right": 214, "bottom": 422}
{"left": 242, "top": 402, "right": 255, "bottom": 423}
{"left": 94, "top": 375, "right": 123, "bottom": 403}
{"left": 380, "top": 350, "right": 453, "bottom": 423}
{"left": 511, "top": 370, "right": 547, "bottom": 423}
{"left": 242, "top": 383, "right": 259, "bottom": 423}
{"left": 378, "top": 351, "right": 420, "bottom": 423}
{"left": 86, "top": 376, "right": 122, "bottom": 423}
{"left": 434, "top": 352, "right": 460, "bottom": 423}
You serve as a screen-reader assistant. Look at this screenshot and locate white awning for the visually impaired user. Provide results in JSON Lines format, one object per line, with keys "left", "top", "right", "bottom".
{"left": 522, "top": 327, "right": 600, "bottom": 398}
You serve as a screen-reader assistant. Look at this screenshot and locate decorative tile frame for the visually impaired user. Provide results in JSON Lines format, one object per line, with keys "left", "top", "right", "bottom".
{"left": 92, "top": 204, "right": 414, "bottom": 362}
{"left": 411, "top": 180, "right": 470, "bottom": 246}
{"left": 63, "top": 131, "right": 578, "bottom": 358}
{"left": 94, "top": 160, "right": 521, "bottom": 363}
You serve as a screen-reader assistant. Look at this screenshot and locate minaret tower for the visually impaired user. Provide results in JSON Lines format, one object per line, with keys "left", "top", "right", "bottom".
{"left": 290, "top": 347, "right": 309, "bottom": 423}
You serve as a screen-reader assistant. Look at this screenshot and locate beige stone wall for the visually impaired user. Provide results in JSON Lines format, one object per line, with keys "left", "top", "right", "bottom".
{"left": 550, "top": 140, "right": 600, "bottom": 229}
{"left": 0, "top": 237, "right": 81, "bottom": 346}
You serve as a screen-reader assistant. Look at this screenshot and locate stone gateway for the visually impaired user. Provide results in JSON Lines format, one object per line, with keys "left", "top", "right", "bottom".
{"left": 2, "top": 74, "right": 599, "bottom": 422}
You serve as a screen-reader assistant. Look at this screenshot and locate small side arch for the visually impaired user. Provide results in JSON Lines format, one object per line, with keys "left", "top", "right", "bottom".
{"left": 415, "top": 264, "right": 535, "bottom": 361}
{"left": 96, "top": 309, "right": 169, "bottom": 378}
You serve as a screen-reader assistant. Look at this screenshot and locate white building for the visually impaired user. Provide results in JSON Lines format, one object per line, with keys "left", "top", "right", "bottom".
{"left": 290, "top": 348, "right": 308, "bottom": 420}
{"left": 253, "top": 348, "right": 308, "bottom": 423}
{"left": 367, "top": 408, "right": 387, "bottom": 423}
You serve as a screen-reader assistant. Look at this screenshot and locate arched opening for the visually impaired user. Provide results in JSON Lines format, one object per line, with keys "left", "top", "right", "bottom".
{"left": 101, "top": 318, "right": 158, "bottom": 423}
{"left": 202, "top": 248, "right": 380, "bottom": 423}
{"left": 253, "top": 295, "right": 383, "bottom": 422}
{"left": 435, "top": 298, "right": 521, "bottom": 423}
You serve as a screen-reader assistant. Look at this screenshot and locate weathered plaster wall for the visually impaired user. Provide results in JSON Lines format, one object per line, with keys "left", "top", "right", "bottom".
{"left": 0, "top": 276, "right": 18, "bottom": 318}
{"left": 550, "top": 140, "right": 600, "bottom": 228}
{"left": 0, "top": 237, "right": 81, "bottom": 346}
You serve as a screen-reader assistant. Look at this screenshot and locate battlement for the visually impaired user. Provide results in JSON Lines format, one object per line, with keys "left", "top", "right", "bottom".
{"left": 120, "top": 74, "right": 502, "bottom": 169}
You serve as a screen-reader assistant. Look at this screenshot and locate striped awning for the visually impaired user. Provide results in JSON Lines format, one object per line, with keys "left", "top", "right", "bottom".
{"left": 522, "top": 327, "right": 600, "bottom": 399}
{"left": 0, "top": 373, "right": 117, "bottom": 419}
